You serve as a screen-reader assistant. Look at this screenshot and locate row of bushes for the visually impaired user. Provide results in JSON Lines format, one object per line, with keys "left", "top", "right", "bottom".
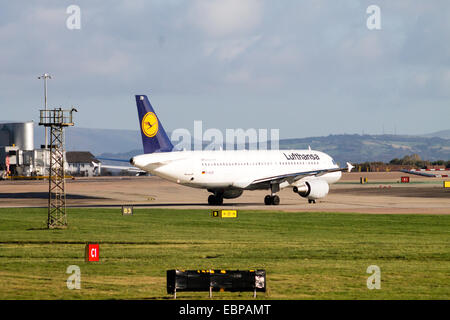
{"left": 388, "top": 154, "right": 450, "bottom": 168}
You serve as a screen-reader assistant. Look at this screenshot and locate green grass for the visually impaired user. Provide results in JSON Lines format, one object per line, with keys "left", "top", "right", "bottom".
{"left": 0, "top": 208, "right": 449, "bottom": 299}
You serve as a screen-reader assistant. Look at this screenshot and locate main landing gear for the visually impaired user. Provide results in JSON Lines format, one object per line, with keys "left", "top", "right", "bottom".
{"left": 264, "top": 195, "right": 280, "bottom": 205}
{"left": 208, "top": 193, "right": 223, "bottom": 205}
{"left": 265, "top": 183, "right": 280, "bottom": 205}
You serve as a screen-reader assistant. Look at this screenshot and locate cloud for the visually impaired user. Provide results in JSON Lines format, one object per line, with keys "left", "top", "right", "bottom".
{"left": 0, "top": 1, "right": 449, "bottom": 136}
{"left": 203, "top": 34, "right": 262, "bottom": 61}
{"left": 189, "top": 0, "right": 263, "bottom": 37}
{"left": 80, "top": 51, "right": 130, "bottom": 75}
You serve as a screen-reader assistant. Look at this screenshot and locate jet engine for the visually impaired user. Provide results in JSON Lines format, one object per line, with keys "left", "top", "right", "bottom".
{"left": 293, "top": 179, "right": 329, "bottom": 200}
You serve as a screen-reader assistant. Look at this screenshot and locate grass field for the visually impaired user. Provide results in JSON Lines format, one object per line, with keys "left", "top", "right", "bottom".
{"left": 0, "top": 208, "right": 449, "bottom": 300}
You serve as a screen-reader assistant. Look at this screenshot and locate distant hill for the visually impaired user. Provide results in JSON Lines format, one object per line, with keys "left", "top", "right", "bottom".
{"left": 32, "top": 126, "right": 450, "bottom": 165}
{"left": 96, "top": 133, "right": 450, "bottom": 166}
{"left": 34, "top": 126, "right": 142, "bottom": 154}
{"left": 278, "top": 134, "right": 450, "bottom": 164}
{"left": 422, "top": 129, "right": 450, "bottom": 139}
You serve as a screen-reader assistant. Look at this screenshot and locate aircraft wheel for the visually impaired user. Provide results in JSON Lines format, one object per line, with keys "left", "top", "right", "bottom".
{"left": 308, "top": 199, "right": 316, "bottom": 204}
{"left": 272, "top": 195, "right": 280, "bottom": 205}
{"left": 264, "top": 195, "right": 272, "bottom": 205}
{"left": 208, "top": 195, "right": 216, "bottom": 205}
{"left": 208, "top": 194, "right": 224, "bottom": 205}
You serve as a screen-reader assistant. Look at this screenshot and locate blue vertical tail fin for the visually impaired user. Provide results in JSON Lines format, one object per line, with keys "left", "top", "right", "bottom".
{"left": 135, "top": 95, "right": 173, "bottom": 153}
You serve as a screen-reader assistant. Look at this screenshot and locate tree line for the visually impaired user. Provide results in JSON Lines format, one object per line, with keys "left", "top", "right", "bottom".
{"left": 354, "top": 154, "right": 450, "bottom": 172}
{"left": 388, "top": 154, "right": 450, "bottom": 168}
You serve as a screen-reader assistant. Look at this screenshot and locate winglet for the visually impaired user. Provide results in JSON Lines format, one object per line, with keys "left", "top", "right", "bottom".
{"left": 346, "top": 162, "right": 354, "bottom": 173}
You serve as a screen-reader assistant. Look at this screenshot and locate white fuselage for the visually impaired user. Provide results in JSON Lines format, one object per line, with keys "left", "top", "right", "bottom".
{"left": 132, "top": 149, "right": 341, "bottom": 191}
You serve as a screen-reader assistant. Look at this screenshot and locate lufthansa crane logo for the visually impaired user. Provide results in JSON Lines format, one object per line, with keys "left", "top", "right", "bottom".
{"left": 141, "top": 112, "right": 159, "bottom": 137}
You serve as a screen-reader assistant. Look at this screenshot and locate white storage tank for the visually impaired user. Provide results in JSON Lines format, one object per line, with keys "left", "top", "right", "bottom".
{"left": 0, "top": 121, "right": 34, "bottom": 150}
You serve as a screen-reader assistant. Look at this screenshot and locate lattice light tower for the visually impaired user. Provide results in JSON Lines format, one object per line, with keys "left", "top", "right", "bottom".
{"left": 39, "top": 108, "right": 77, "bottom": 229}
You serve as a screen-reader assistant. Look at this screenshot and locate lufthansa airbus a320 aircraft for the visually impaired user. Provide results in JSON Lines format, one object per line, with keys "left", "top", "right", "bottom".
{"left": 130, "top": 95, "right": 353, "bottom": 205}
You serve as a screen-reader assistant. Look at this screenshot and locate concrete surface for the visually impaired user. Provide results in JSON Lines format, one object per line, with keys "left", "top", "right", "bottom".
{"left": 0, "top": 172, "right": 449, "bottom": 214}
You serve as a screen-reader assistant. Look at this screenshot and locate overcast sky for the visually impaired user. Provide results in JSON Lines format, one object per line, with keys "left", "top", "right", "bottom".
{"left": 1, "top": 0, "right": 449, "bottom": 138}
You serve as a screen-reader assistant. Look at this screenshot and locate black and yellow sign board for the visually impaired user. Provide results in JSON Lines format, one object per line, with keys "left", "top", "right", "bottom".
{"left": 122, "top": 205, "right": 133, "bottom": 216}
{"left": 444, "top": 181, "right": 450, "bottom": 188}
{"left": 212, "top": 209, "right": 238, "bottom": 218}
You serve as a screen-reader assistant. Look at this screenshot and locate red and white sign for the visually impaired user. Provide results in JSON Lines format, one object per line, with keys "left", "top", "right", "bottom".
{"left": 86, "top": 244, "right": 99, "bottom": 262}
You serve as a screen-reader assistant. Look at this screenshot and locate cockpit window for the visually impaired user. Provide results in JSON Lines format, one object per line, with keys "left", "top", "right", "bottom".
{"left": 332, "top": 159, "right": 336, "bottom": 165}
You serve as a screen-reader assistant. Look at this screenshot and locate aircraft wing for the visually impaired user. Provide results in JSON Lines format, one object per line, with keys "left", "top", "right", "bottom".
{"left": 91, "top": 162, "right": 147, "bottom": 175}
{"left": 400, "top": 169, "right": 437, "bottom": 177}
{"left": 245, "top": 162, "right": 354, "bottom": 189}
{"left": 96, "top": 157, "right": 130, "bottom": 163}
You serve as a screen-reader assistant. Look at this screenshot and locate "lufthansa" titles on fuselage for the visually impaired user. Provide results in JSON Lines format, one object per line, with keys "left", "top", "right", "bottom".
{"left": 282, "top": 152, "right": 320, "bottom": 161}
